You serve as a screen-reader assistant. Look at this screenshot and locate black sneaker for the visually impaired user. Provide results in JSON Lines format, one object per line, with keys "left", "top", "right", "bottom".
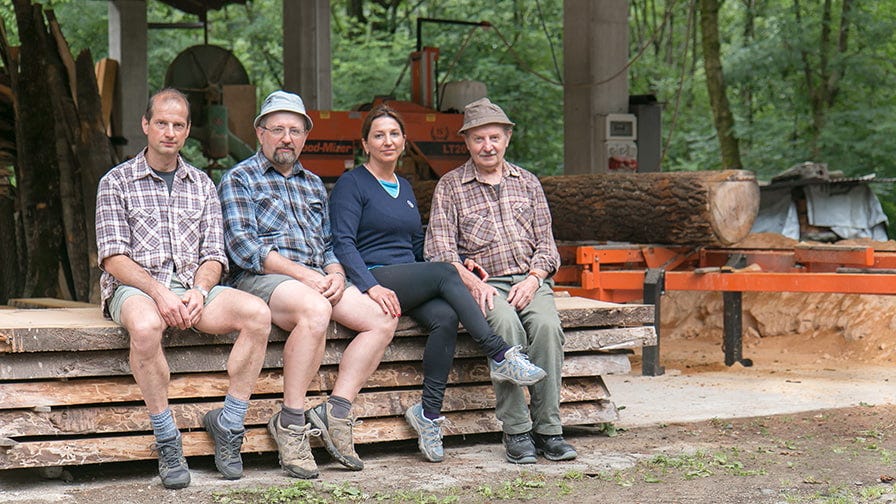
{"left": 152, "top": 434, "right": 190, "bottom": 489}
{"left": 532, "top": 433, "right": 577, "bottom": 461}
{"left": 203, "top": 408, "right": 245, "bottom": 479}
{"left": 502, "top": 432, "right": 536, "bottom": 464}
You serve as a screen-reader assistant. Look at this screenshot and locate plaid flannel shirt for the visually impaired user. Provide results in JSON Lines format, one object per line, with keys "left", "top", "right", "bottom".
{"left": 424, "top": 159, "right": 560, "bottom": 277}
{"left": 218, "top": 151, "right": 338, "bottom": 284}
{"left": 95, "top": 149, "right": 228, "bottom": 311}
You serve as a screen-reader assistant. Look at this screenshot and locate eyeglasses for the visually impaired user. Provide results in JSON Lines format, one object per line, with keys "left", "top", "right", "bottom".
{"left": 151, "top": 120, "right": 188, "bottom": 133}
{"left": 261, "top": 126, "right": 307, "bottom": 138}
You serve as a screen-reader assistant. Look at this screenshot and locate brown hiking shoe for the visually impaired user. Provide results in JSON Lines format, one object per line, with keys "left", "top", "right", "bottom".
{"left": 267, "top": 411, "right": 321, "bottom": 479}
{"left": 306, "top": 401, "right": 363, "bottom": 470}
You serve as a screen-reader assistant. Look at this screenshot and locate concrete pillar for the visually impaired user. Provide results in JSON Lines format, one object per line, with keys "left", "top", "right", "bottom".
{"left": 283, "top": 0, "right": 332, "bottom": 109}
{"left": 563, "top": 0, "right": 629, "bottom": 174}
{"left": 108, "top": 0, "right": 147, "bottom": 159}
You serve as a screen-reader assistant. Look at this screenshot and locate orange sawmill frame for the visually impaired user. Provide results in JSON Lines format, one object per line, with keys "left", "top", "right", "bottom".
{"left": 554, "top": 243, "right": 896, "bottom": 375}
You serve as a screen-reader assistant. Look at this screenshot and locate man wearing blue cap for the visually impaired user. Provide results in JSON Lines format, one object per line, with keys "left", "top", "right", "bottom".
{"left": 219, "top": 90, "right": 397, "bottom": 479}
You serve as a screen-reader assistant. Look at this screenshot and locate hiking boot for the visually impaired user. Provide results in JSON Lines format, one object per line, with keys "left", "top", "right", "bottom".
{"left": 503, "top": 431, "right": 537, "bottom": 464}
{"left": 404, "top": 402, "right": 445, "bottom": 463}
{"left": 152, "top": 434, "right": 191, "bottom": 489}
{"left": 267, "top": 411, "right": 321, "bottom": 479}
{"left": 307, "top": 401, "right": 364, "bottom": 470}
{"left": 533, "top": 433, "right": 578, "bottom": 461}
{"left": 202, "top": 408, "right": 245, "bottom": 479}
{"left": 490, "top": 345, "right": 547, "bottom": 386}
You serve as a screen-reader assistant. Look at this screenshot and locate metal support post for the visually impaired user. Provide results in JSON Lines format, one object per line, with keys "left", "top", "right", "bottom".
{"left": 641, "top": 268, "right": 665, "bottom": 376}
{"left": 721, "top": 254, "right": 753, "bottom": 367}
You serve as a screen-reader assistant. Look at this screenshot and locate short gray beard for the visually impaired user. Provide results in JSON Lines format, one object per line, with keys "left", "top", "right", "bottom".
{"left": 272, "top": 149, "right": 297, "bottom": 166}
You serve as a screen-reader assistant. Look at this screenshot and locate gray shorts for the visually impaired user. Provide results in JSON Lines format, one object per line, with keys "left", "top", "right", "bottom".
{"left": 107, "top": 277, "right": 227, "bottom": 324}
{"left": 232, "top": 273, "right": 295, "bottom": 304}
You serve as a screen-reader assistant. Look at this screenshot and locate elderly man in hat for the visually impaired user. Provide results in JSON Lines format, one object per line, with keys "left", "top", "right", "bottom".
{"left": 425, "top": 97, "right": 577, "bottom": 464}
{"left": 219, "top": 90, "right": 397, "bottom": 479}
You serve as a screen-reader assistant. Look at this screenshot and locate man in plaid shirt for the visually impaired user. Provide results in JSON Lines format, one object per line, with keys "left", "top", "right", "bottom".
{"left": 219, "top": 91, "right": 397, "bottom": 479}
{"left": 425, "top": 98, "right": 578, "bottom": 465}
{"left": 96, "top": 88, "right": 271, "bottom": 489}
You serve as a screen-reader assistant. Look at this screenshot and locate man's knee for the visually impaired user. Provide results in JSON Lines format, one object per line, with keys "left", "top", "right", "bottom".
{"left": 237, "top": 294, "right": 273, "bottom": 336}
{"left": 277, "top": 290, "right": 333, "bottom": 333}
{"left": 126, "top": 314, "right": 166, "bottom": 356}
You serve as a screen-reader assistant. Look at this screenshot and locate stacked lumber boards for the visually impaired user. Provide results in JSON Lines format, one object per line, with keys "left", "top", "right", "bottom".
{"left": 0, "top": 296, "right": 655, "bottom": 470}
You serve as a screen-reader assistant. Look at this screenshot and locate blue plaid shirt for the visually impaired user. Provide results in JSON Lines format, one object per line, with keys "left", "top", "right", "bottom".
{"left": 219, "top": 151, "right": 339, "bottom": 285}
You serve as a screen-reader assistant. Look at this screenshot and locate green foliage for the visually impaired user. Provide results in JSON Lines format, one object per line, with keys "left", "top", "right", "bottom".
{"left": 5, "top": 0, "right": 896, "bottom": 179}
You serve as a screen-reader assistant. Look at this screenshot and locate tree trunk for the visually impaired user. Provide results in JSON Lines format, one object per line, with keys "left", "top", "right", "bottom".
{"left": 699, "top": 0, "right": 742, "bottom": 170}
{"left": 541, "top": 170, "right": 758, "bottom": 245}
{"left": 44, "top": 9, "right": 89, "bottom": 301}
{"left": 76, "top": 50, "right": 117, "bottom": 304}
{"left": 12, "top": 0, "right": 65, "bottom": 298}
{"left": 413, "top": 170, "right": 759, "bottom": 246}
{"left": 0, "top": 167, "right": 21, "bottom": 304}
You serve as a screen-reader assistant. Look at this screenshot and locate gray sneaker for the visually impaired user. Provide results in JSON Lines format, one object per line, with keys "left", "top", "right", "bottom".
{"left": 152, "top": 434, "right": 190, "bottom": 489}
{"left": 267, "top": 411, "right": 321, "bottom": 479}
{"left": 307, "top": 402, "right": 364, "bottom": 470}
{"left": 490, "top": 345, "right": 547, "bottom": 385}
{"left": 404, "top": 402, "right": 445, "bottom": 462}
{"left": 202, "top": 408, "right": 245, "bottom": 479}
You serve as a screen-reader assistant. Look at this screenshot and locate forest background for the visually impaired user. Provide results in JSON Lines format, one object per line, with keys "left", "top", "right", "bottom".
{"left": 0, "top": 0, "right": 895, "bottom": 302}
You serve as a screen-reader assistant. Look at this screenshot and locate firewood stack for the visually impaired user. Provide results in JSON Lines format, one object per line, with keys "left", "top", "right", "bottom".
{"left": 0, "top": 296, "right": 655, "bottom": 470}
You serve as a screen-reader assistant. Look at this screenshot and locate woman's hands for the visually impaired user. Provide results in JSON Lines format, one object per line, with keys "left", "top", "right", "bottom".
{"left": 367, "top": 284, "right": 401, "bottom": 318}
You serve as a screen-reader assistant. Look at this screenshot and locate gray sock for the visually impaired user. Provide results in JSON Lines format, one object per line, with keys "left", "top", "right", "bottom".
{"left": 328, "top": 395, "right": 352, "bottom": 419}
{"left": 149, "top": 408, "right": 179, "bottom": 441}
{"left": 279, "top": 405, "right": 305, "bottom": 428}
{"left": 219, "top": 394, "right": 248, "bottom": 432}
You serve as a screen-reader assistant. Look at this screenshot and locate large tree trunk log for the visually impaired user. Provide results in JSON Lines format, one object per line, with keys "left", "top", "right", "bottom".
{"left": 12, "top": 1, "right": 65, "bottom": 298}
{"left": 541, "top": 170, "right": 759, "bottom": 245}
{"left": 44, "top": 9, "right": 89, "bottom": 301}
{"left": 412, "top": 170, "right": 759, "bottom": 246}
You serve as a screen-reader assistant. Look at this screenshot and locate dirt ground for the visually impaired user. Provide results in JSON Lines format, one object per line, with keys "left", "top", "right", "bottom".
{"left": 4, "top": 272, "right": 896, "bottom": 503}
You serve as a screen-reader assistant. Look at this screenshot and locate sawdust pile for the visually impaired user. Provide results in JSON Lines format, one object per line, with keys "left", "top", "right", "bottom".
{"left": 660, "top": 233, "right": 896, "bottom": 366}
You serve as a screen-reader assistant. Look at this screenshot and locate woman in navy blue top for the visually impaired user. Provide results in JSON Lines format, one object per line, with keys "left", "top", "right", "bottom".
{"left": 329, "top": 105, "right": 545, "bottom": 463}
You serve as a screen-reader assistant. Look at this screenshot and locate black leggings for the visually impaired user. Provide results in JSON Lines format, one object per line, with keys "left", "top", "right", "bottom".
{"left": 370, "top": 262, "right": 509, "bottom": 415}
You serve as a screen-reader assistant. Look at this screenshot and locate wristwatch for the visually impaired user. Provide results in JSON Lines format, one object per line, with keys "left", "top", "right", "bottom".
{"left": 194, "top": 286, "right": 210, "bottom": 299}
{"left": 527, "top": 271, "right": 544, "bottom": 287}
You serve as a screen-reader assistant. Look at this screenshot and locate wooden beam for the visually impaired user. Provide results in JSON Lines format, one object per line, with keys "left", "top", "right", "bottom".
{"left": 0, "top": 327, "right": 642, "bottom": 379}
{"left": 0, "top": 353, "right": 629, "bottom": 409}
{"left": 0, "top": 297, "right": 654, "bottom": 353}
{"left": 0, "top": 402, "right": 616, "bottom": 469}
{"left": 0, "top": 377, "right": 611, "bottom": 438}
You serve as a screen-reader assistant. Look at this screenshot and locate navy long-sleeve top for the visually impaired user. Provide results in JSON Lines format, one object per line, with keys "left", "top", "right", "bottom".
{"left": 329, "top": 165, "right": 424, "bottom": 292}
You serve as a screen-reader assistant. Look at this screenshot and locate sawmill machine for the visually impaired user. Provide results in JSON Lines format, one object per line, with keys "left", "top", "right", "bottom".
{"left": 163, "top": 18, "right": 490, "bottom": 180}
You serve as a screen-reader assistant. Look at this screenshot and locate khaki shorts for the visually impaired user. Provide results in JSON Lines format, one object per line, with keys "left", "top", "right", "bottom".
{"left": 232, "top": 273, "right": 295, "bottom": 304}
{"left": 108, "top": 277, "right": 227, "bottom": 324}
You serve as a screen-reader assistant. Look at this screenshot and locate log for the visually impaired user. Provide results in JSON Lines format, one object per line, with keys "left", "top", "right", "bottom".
{"left": 540, "top": 170, "right": 759, "bottom": 245}
{"left": 412, "top": 170, "right": 758, "bottom": 245}
{"left": 11, "top": 0, "right": 67, "bottom": 298}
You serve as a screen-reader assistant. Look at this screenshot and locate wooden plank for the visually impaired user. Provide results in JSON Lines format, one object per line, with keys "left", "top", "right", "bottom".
{"left": 0, "top": 353, "right": 627, "bottom": 409}
{"left": 0, "top": 328, "right": 640, "bottom": 379}
{"left": 93, "top": 58, "right": 117, "bottom": 136}
{"left": 0, "top": 402, "right": 615, "bottom": 469}
{"left": 0, "top": 297, "right": 654, "bottom": 353}
{"left": 7, "top": 298, "right": 98, "bottom": 309}
{"left": 0, "top": 377, "right": 610, "bottom": 437}
{"left": 555, "top": 296, "right": 654, "bottom": 327}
